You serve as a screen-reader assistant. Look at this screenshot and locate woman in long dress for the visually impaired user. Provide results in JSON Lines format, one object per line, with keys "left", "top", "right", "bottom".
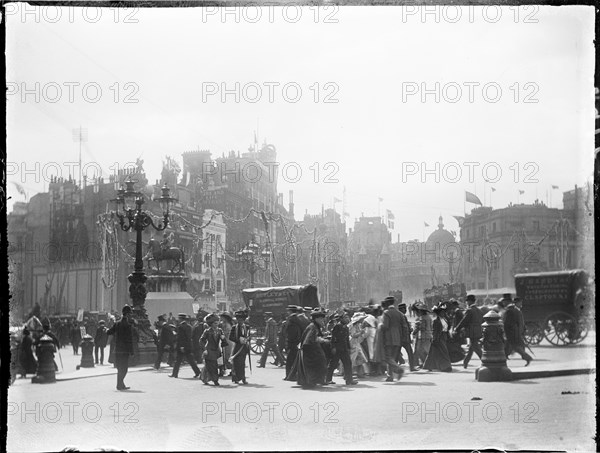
{"left": 19, "top": 328, "right": 38, "bottom": 378}
{"left": 349, "top": 313, "right": 369, "bottom": 377}
{"left": 423, "top": 305, "right": 453, "bottom": 372}
{"left": 295, "top": 310, "right": 329, "bottom": 388}
{"left": 371, "top": 306, "right": 386, "bottom": 376}
{"left": 200, "top": 314, "right": 229, "bottom": 386}
{"left": 219, "top": 313, "right": 234, "bottom": 376}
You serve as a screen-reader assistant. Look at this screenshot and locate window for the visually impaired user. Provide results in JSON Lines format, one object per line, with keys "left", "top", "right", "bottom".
{"left": 216, "top": 280, "right": 222, "bottom": 292}
{"left": 533, "top": 220, "right": 540, "bottom": 231}
{"left": 203, "top": 279, "right": 211, "bottom": 291}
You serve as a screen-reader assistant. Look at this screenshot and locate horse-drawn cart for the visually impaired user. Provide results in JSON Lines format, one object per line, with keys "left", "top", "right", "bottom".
{"left": 241, "top": 284, "right": 320, "bottom": 354}
{"left": 515, "top": 270, "right": 593, "bottom": 346}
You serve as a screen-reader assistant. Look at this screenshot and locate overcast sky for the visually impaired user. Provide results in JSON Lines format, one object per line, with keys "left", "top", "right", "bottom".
{"left": 6, "top": 5, "right": 595, "bottom": 240}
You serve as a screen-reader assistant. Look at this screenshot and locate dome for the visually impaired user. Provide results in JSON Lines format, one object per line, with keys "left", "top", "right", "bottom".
{"left": 426, "top": 216, "right": 455, "bottom": 246}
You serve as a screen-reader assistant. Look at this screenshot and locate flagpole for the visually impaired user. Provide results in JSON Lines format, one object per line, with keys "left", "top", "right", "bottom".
{"left": 483, "top": 180, "right": 487, "bottom": 207}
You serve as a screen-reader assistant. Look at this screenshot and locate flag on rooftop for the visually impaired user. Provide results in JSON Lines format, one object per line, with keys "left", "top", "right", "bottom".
{"left": 465, "top": 191, "right": 482, "bottom": 205}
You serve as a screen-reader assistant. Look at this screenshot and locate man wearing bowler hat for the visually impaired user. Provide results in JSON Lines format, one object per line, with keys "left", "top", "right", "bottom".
{"left": 106, "top": 305, "right": 134, "bottom": 390}
{"left": 455, "top": 294, "right": 484, "bottom": 369}
{"left": 170, "top": 313, "right": 201, "bottom": 378}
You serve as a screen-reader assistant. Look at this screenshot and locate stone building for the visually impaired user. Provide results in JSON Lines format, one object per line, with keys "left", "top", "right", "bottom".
{"left": 347, "top": 216, "right": 391, "bottom": 303}
{"left": 389, "top": 216, "right": 458, "bottom": 301}
{"left": 458, "top": 200, "right": 579, "bottom": 296}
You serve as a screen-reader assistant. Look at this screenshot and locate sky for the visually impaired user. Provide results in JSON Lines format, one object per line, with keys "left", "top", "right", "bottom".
{"left": 5, "top": 4, "right": 595, "bottom": 241}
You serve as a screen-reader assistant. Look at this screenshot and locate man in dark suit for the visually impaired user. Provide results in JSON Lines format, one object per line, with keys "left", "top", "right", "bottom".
{"left": 170, "top": 314, "right": 201, "bottom": 378}
{"left": 154, "top": 315, "right": 176, "bottom": 369}
{"left": 284, "top": 306, "right": 304, "bottom": 379}
{"left": 503, "top": 298, "right": 532, "bottom": 366}
{"left": 326, "top": 312, "right": 358, "bottom": 385}
{"left": 381, "top": 296, "right": 405, "bottom": 382}
{"left": 106, "top": 305, "right": 134, "bottom": 390}
{"left": 94, "top": 320, "right": 108, "bottom": 365}
{"left": 455, "top": 294, "right": 484, "bottom": 369}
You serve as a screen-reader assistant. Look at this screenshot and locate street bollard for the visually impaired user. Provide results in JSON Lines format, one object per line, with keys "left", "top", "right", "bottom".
{"left": 77, "top": 334, "right": 95, "bottom": 369}
{"left": 32, "top": 335, "right": 56, "bottom": 384}
{"left": 476, "top": 311, "right": 513, "bottom": 382}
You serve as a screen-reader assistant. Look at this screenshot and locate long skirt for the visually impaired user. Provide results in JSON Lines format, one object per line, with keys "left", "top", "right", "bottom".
{"left": 288, "top": 345, "right": 327, "bottom": 387}
{"left": 231, "top": 345, "right": 247, "bottom": 382}
{"left": 423, "top": 339, "right": 452, "bottom": 372}
{"left": 372, "top": 325, "right": 386, "bottom": 364}
{"left": 446, "top": 336, "right": 466, "bottom": 364}
{"left": 364, "top": 327, "right": 376, "bottom": 361}
{"left": 414, "top": 338, "right": 432, "bottom": 365}
{"left": 202, "top": 359, "right": 220, "bottom": 383}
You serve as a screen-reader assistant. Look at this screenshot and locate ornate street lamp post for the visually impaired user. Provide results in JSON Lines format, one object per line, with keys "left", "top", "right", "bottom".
{"left": 110, "top": 179, "right": 176, "bottom": 363}
{"left": 238, "top": 235, "right": 271, "bottom": 288}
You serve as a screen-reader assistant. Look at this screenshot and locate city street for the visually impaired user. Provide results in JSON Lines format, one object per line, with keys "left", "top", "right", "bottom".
{"left": 8, "top": 340, "right": 595, "bottom": 452}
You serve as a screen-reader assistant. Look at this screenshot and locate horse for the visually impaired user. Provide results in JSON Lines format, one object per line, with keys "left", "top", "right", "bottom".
{"left": 145, "top": 238, "right": 185, "bottom": 273}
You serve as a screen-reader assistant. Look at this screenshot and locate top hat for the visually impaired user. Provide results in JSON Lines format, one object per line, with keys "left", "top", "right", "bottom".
{"left": 122, "top": 305, "right": 132, "bottom": 315}
{"left": 466, "top": 294, "right": 476, "bottom": 303}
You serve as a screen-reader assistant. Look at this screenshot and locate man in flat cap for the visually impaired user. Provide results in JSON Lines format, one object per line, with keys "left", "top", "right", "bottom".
{"left": 170, "top": 313, "right": 201, "bottom": 379}
{"left": 455, "top": 294, "right": 483, "bottom": 369}
{"left": 106, "top": 305, "right": 134, "bottom": 390}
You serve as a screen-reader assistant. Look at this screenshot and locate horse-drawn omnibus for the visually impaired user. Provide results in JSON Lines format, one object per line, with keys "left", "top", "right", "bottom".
{"left": 515, "top": 269, "right": 593, "bottom": 346}
{"left": 241, "top": 284, "right": 320, "bottom": 354}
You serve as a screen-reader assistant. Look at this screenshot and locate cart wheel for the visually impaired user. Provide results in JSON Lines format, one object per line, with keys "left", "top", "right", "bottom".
{"left": 568, "top": 317, "right": 589, "bottom": 345}
{"left": 543, "top": 312, "right": 576, "bottom": 346}
{"left": 524, "top": 322, "right": 543, "bottom": 345}
{"left": 250, "top": 337, "right": 265, "bottom": 355}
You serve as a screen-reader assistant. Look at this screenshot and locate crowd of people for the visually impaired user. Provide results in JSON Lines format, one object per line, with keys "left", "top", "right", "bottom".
{"left": 10, "top": 292, "right": 532, "bottom": 391}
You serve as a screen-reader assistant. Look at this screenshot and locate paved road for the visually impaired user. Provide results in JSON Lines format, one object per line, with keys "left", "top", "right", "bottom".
{"left": 8, "top": 342, "right": 595, "bottom": 452}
